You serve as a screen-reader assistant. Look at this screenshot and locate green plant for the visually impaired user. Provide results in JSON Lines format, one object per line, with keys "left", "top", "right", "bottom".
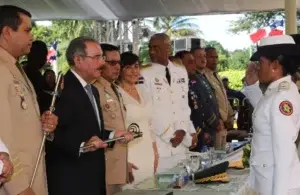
{"left": 219, "top": 70, "right": 245, "bottom": 90}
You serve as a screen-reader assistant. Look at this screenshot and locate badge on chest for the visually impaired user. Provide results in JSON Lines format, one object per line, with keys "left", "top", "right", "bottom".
{"left": 13, "top": 80, "right": 27, "bottom": 110}
{"left": 177, "top": 78, "right": 185, "bottom": 83}
{"left": 104, "top": 93, "right": 114, "bottom": 110}
{"left": 190, "top": 91, "right": 199, "bottom": 110}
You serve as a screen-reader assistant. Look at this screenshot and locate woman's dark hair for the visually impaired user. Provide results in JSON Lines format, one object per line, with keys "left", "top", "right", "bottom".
{"left": 120, "top": 52, "right": 139, "bottom": 68}
{"left": 264, "top": 54, "right": 300, "bottom": 76}
{"left": 44, "top": 69, "right": 55, "bottom": 78}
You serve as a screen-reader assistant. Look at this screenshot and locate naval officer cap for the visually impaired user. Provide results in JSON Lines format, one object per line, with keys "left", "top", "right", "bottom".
{"left": 250, "top": 35, "right": 300, "bottom": 62}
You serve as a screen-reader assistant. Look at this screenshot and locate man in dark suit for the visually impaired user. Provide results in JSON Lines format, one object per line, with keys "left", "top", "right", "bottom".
{"left": 46, "top": 37, "right": 133, "bottom": 195}
{"left": 176, "top": 50, "right": 220, "bottom": 151}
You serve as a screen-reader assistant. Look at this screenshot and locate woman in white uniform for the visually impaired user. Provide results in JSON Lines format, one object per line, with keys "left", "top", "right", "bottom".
{"left": 246, "top": 35, "right": 300, "bottom": 195}
{"left": 118, "top": 52, "right": 158, "bottom": 187}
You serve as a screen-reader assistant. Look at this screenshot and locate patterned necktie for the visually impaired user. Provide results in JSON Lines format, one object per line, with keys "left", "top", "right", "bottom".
{"left": 85, "top": 84, "right": 101, "bottom": 130}
{"left": 85, "top": 84, "right": 97, "bottom": 114}
{"left": 166, "top": 67, "right": 171, "bottom": 85}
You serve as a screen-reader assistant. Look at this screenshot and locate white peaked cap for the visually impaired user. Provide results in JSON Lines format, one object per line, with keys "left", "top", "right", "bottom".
{"left": 259, "top": 35, "right": 295, "bottom": 47}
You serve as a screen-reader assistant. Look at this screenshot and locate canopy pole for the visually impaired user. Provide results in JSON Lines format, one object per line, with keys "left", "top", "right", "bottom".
{"left": 285, "top": 0, "right": 297, "bottom": 34}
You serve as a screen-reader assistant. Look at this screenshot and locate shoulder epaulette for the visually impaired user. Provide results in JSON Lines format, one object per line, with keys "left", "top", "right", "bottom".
{"left": 91, "top": 79, "right": 97, "bottom": 84}
{"left": 140, "top": 64, "right": 152, "bottom": 70}
{"left": 173, "top": 61, "right": 184, "bottom": 67}
{"left": 278, "top": 81, "right": 290, "bottom": 91}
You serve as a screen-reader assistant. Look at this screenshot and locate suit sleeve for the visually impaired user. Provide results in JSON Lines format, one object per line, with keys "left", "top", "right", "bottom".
{"left": 270, "top": 93, "right": 297, "bottom": 195}
{"left": 139, "top": 72, "right": 174, "bottom": 144}
{"left": 0, "top": 67, "right": 31, "bottom": 194}
{"left": 51, "top": 91, "right": 87, "bottom": 158}
{"left": 205, "top": 108, "right": 219, "bottom": 130}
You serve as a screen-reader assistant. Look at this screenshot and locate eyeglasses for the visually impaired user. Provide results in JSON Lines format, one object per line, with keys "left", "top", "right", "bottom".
{"left": 81, "top": 55, "right": 106, "bottom": 61}
{"left": 106, "top": 60, "right": 121, "bottom": 66}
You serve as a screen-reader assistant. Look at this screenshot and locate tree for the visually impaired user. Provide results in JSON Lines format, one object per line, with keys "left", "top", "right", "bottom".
{"left": 138, "top": 42, "right": 151, "bottom": 65}
{"left": 147, "top": 16, "right": 201, "bottom": 38}
{"left": 229, "top": 11, "right": 300, "bottom": 34}
{"left": 31, "top": 25, "right": 56, "bottom": 45}
{"left": 51, "top": 20, "right": 94, "bottom": 40}
{"left": 206, "top": 40, "right": 230, "bottom": 71}
{"left": 228, "top": 49, "right": 250, "bottom": 70}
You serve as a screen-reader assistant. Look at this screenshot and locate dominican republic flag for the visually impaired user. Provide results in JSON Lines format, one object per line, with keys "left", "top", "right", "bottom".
{"left": 249, "top": 20, "right": 284, "bottom": 43}
{"left": 47, "top": 40, "right": 58, "bottom": 64}
{"left": 269, "top": 19, "right": 284, "bottom": 36}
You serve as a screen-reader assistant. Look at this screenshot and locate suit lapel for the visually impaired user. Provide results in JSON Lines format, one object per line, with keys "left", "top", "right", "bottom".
{"left": 66, "top": 71, "right": 101, "bottom": 135}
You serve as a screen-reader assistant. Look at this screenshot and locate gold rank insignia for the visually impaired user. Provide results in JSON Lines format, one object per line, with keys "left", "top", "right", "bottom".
{"left": 279, "top": 101, "right": 293, "bottom": 116}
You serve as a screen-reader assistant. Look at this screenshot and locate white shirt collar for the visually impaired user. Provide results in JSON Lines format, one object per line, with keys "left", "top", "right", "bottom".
{"left": 71, "top": 69, "right": 88, "bottom": 88}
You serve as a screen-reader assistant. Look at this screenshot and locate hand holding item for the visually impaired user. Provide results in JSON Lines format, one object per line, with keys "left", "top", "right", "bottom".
{"left": 40, "top": 111, "right": 58, "bottom": 133}
{"left": 0, "top": 152, "right": 13, "bottom": 184}
{"left": 84, "top": 136, "right": 108, "bottom": 152}
{"left": 189, "top": 133, "right": 198, "bottom": 149}
{"left": 170, "top": 130, "right": 186, "bottom": 148}
{"left": 114, "top": 130, "right": 134, "bottom": 144}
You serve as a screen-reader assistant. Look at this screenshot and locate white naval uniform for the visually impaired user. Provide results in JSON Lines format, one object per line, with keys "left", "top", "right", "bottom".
{"left": 249, "top": 76, "right": 300, "bottom": 195}
{"left": 139, "top": 61, "right": 196, "bottom": 172}
{"left": 0, "top": 138, "right": 8, "bottom": 175}
{"left": 241, "top": 81, "right": 263, "bottom": 108}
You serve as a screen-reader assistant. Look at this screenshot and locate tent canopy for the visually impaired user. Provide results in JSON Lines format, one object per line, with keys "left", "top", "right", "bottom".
{"left": 1, "top": 0, "right": 299, "bottom": 21}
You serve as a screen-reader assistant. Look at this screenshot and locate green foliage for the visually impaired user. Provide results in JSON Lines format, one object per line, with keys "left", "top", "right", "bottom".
{"left": 147, "top": 16, "right": 202, "bottom": 38}
{"left": 228, "top": 49, "right": 250, "bottom": 70}
{"left": 219, "top": 70, "right": 245, "bottom": 90}
{"left": 51, "top": 20, "right": 94, "bottom": 40}
{"left": 206, "top": 40, "right": 230, "bottom": 71}
{"left": 229, "top": 11, "right": 300, "bottom": 34}
{"left": 32, "top": 20, "right": 95, "bottom": 72}
{"left": 139, "top": 42, "right": 151, "bottom": 65}
{"left": 31, "top": 25, "right": 56, "bottom": 45}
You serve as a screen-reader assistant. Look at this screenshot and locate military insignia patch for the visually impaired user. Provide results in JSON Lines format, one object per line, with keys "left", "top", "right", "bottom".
{"left": 279, "top": 101, "right": 293, "bottom": 116}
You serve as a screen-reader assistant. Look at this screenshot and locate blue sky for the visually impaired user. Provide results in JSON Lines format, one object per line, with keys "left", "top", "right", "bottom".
{"left": 36, "top": 14, "right": 252, "bottom": 52}
{"left": 195, "top": 14, "right": 251, "bottom": 51}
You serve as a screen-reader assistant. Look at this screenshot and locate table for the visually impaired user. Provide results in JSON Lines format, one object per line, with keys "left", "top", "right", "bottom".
{"left": 117, "top": 147, "right": 249, "bottom": 195}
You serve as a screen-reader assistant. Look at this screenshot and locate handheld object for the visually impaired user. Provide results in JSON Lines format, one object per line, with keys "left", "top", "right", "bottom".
{"left": 30, "top": 72, "right": 63, "bottom": 187}
{"left": 80, "top": 123, "right": 142, "bottom": 151}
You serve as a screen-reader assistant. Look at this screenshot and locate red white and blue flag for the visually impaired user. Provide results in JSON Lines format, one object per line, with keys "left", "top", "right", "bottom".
{"left": 249, "top": 20, "right": 284, "bottom": 43}
{"left": 47, "top": 40, "right": 58, "bottom": 64}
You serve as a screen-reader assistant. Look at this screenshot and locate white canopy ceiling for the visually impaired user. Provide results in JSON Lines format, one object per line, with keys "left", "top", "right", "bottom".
{"left": 1, "top": 0, "right": 300, "bottom": 21}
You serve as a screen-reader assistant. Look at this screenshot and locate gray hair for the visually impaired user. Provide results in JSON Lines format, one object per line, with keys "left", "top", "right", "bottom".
{"left": 66, "top": 36, "right": 98, "bottom": 66}
{"left": 150, "top": 33, "right": 170, "bottom": 43}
